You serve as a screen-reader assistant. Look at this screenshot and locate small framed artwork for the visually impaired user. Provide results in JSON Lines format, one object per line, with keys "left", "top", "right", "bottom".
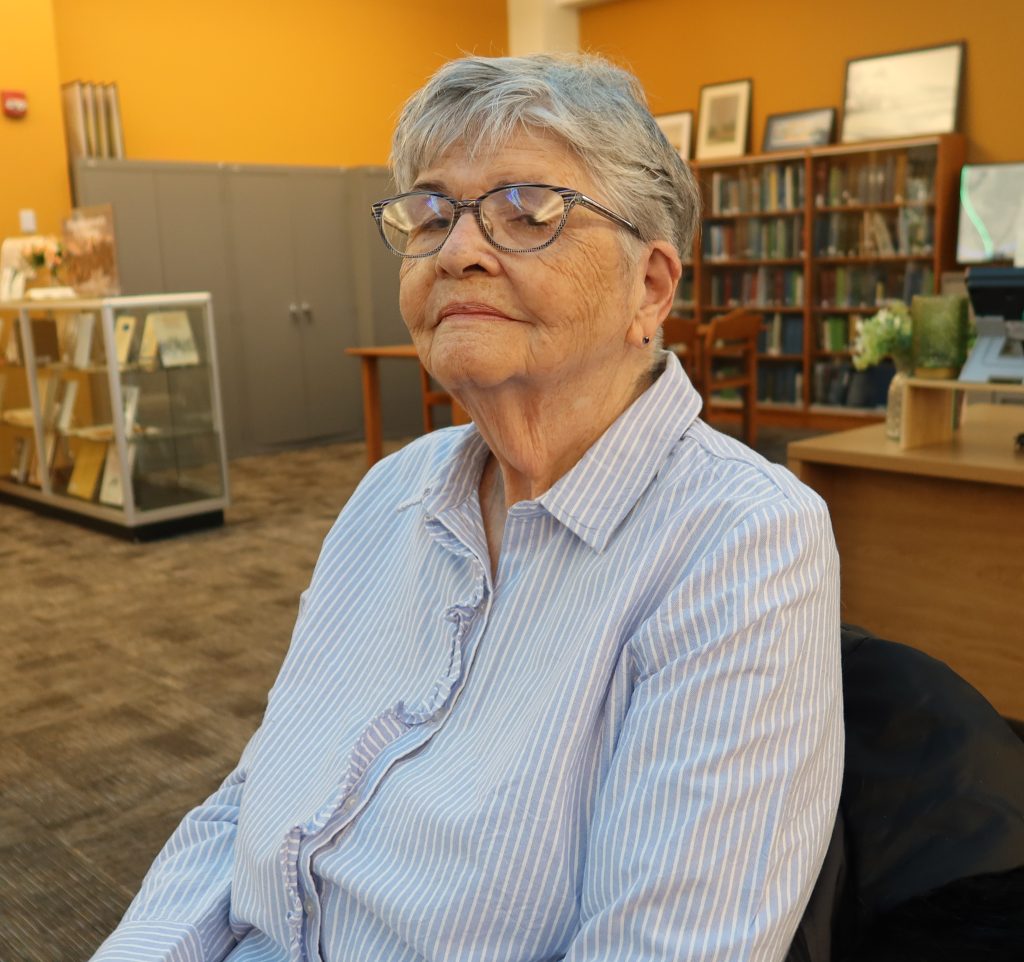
{"left": 655, "top": 111, "right": 694, "bottom": 161}
{"left": 841, "top": 41, "right": 965, "bottom": 143}
{"left": 696, "top": 79, "right": 752, "bottom": 161}
{"left": 762, "top": 107, "right": 836, "bottom": 152}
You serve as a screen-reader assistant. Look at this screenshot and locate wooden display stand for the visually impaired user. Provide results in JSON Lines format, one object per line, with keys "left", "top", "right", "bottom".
{"left": 901, "top": 377, "right": 1024, "bottom": 449}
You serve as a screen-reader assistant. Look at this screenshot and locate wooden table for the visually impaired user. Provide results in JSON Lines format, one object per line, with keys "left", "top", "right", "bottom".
{"left": 345, "top": 345, "right": 468, "bottom": 468}
{"left": 788, "top": 404, "right": 1024, "bottom": 719}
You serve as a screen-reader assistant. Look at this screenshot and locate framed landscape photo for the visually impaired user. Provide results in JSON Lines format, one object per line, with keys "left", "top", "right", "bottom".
{"left": 655, "top": 111, "right": 694, "bottom": 161}
{"left": 841, "top": 41, "right": 965, "bottom": 143}
{"left": 762, "top": 107, "right": 835, "bottom": 152}
{"left": 696, "top": 79, "right": 752, "bottom": 160}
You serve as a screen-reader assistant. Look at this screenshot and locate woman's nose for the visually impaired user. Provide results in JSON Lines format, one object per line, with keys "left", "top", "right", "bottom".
{"left": 435, "top": 210, "right": 499, "bottom": 276}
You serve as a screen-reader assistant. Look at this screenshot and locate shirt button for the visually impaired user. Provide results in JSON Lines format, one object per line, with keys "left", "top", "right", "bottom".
{"left": 342, "top": 797, "right": 357, "bottom": 813}
{"left": 304, "top": 898, "right": 317, "bottom": 915}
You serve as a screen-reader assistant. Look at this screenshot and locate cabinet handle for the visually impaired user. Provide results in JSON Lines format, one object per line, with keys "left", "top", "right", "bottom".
{"left": 289, "top": 303, "right": 301, "bottom": 322}
{"left": 300, "top": 302, "right": 313, "bottom": 322}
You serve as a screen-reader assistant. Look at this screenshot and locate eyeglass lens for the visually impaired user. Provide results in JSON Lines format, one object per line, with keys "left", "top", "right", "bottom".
{"left": 380, "top": 186, "right": 568, "bottom": 255}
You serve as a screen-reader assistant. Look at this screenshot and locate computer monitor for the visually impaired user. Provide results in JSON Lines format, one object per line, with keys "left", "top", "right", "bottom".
{"left": 956, "top": 162, "right": 1024, "bottom": 264}
{"left": 966, "top": 266, "right": 1024, "bottom": 321}
{"left": 961, "top": 267, "right": 1024, "bottom": 383}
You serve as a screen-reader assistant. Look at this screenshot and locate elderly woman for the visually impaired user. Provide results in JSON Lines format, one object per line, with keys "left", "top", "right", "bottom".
{"left": 92, "top": 54, "right": 842, "bottom": 962}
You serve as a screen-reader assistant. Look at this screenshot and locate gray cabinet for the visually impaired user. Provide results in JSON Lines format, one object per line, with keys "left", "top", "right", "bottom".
{"left": 74, "top": 158, "right": 421, "bottom": 457}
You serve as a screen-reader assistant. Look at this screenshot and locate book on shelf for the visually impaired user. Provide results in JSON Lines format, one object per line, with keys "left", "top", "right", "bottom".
{"left": 143, "top": 311, "right": 199, "bottom": 367}
{"left": 819, "top": 315, "right": 858, "bottom": 352}
{"left": 55, "top": 380, "right": 79, "bottom": 434}
{"left": 11, "top": 437, "right": 32, "bottom": 483}
{"left": 114, "top": 315, "right": 137, "bottom": 367}
{"left": 811, "top": 358, "right": 894, "bottom": 408}
{"left": 758, "top": 363, "right": 803, "bottom": 404}
{"left": 99, "top": 442, "right": 137, "bottom": 507}
{"left": 70, "top": 312, "right": 97, "bottom": 368}
{"left": 67, "top": 438, "right": 107, "bottom": 500}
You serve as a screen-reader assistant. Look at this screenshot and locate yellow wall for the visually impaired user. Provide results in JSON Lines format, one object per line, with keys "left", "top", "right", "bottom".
{"left": 0, "top": 1, "right": 70, "bottom": 235}
{"left": 52, "top": 0, "right": 508, "bottom": 168}
{"left": 582, "top": 0, "right": 1023, "bottom": 164}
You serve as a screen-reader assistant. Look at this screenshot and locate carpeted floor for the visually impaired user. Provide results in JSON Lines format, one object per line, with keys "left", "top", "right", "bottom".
{"left": 0, "top": 426, "right": 808, "bottom": 961}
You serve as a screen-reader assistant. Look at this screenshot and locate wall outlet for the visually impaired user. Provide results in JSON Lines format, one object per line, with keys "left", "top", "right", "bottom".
{"left": 19, "top": 208, "right": 37, "bottom": 233}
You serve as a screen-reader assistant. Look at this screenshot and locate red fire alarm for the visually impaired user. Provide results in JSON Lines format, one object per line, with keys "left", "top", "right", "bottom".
{"left": 2, "top": 91, "right": 28, "bottom": 119}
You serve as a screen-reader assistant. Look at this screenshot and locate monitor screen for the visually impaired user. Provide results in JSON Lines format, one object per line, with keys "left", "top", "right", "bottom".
{"left": 956, "top": 162, "right": 1024, "bottom": 264}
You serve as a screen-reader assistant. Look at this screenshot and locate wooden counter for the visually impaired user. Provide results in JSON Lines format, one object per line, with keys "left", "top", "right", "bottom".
{"left": 789, "top": 404, "right": 1024, "bottom": 719}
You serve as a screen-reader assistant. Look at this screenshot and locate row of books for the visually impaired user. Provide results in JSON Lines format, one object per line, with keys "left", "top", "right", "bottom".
{"left": 757, "top": 363, "right": 803, "bottom": 405}
{"left": 817, "top": 263, "right": 934, "bottom": 308}
{"left": 61, "top": 80, "right": 125, "bottom": 162}
{"left": 6, "top": 428, "right": 136, "bottom": 506}
{"left": 813, "top": 209, "right": 933, "bottom": 258}
{"left": 2, "top": 311, "right": 201, "bottom": 371}
{"left": 758, "top": 313, "right": 804, "bottom": 356}
{"left": 707, "top": 163, "right": 806, "bottom": 216}
{"left": 812, "top": 359, "right": 895, "bottom": 409}
{"left": 703, "top": 217, "right": 804, "bottom": 261}
{"left": 709, "top": 267, "right": 804, "bottom": 308}
{"left": 812, "top": 151, "right": 936, "bottom": 207}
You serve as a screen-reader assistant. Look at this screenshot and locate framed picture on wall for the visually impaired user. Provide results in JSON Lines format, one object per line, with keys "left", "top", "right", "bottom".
{"left": 762, "top": 107, "right": 836, "bottom": 152}
{"left": 696, "top": 79, "right": 752, "bottom": 160}
{"left": 655, "top": 111, "right": 694, "bottom": 161}
{"left": 841, "top": 41, "right": 965, "bottom": 143}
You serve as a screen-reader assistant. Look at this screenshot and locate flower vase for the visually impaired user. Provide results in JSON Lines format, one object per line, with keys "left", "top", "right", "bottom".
{"left": 885, "top": 367, "right": 909, "bottom": 441}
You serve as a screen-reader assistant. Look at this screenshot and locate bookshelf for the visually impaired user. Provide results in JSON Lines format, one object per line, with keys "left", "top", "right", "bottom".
{"left": 680, "top": 134, "right": 965, "bottom": 430}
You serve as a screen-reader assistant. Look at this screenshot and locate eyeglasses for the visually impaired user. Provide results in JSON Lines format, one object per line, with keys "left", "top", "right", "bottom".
{"left": 370, "top": 183, "right": 642, "bottom": 258}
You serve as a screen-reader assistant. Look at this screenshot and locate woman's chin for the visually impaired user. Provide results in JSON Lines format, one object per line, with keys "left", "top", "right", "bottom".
{"left": 427, "top": 336, "right": 521, "bottom": 394}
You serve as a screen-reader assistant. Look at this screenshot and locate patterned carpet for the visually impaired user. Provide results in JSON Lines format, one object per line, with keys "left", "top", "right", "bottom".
{"left": 0, "top": 425, "right": 804, "bottom": 961}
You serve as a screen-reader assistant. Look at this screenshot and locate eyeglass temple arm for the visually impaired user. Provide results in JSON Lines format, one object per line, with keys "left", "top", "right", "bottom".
{"left": 573, "top": 192, "right": 643, "bottom": 238}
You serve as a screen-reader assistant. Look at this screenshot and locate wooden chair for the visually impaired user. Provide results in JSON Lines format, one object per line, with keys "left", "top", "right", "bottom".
{"left": 663, "top": 309, "right": 762, "bottom": 448}
{"left": 418, "top": 365, "right": 471, "bottom": 431}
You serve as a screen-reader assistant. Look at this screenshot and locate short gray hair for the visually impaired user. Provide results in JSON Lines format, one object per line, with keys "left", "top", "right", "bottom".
{"left": 390, "top": 53, "right": 701, "bottom": 260}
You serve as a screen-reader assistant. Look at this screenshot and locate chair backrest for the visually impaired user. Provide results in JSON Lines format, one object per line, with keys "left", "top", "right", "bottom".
{"left": 662, "top": 315, "right": 702, "bottom": 379}
{"left": 702, "top": 308, "right": 762, "bottom": 352}
{"left": 786, "top": 623, "right": 1024, "bottom": 962}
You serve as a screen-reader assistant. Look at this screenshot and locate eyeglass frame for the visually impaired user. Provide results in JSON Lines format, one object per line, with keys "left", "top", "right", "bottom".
{"left": 369, "top": 182, "right": 643, "bottom": 258}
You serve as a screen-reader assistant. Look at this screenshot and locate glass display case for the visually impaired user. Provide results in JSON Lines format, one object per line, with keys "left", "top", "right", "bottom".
{"left": 0, "top": 292, "right": 228, "bottom": 536}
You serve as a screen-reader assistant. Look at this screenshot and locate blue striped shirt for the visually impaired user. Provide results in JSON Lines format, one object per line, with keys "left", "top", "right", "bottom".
{"left": 92, "top": 351, "right": 843, "bottom": 962}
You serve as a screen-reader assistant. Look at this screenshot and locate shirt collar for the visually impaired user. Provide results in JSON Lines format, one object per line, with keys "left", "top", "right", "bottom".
{"left": 403, "top": 351, "right": 702, "bottom": 552}
{"left": 538, "top": 351, "right": 701, "bottom": 552}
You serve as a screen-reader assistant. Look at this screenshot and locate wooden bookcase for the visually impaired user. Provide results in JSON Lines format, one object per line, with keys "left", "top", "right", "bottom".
{"left": 679, "top": 134, "right": 965, "bottom": 430}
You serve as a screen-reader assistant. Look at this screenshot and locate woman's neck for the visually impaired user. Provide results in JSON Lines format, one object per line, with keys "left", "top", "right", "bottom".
{"left": 468, "top": 356, "right": 654, "bottom": 507}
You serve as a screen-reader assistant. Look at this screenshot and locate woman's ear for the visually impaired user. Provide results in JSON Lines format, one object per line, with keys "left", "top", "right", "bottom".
{"left": 634, "top": 240, "right": 682, "bottom": 341}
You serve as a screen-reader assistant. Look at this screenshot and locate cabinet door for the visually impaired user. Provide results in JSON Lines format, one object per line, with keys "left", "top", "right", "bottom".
{"left": 225, "top": 169, "right": 308, "bottom": 445}
{"left": 289, "top": 170, "right": 362, "bottom": 440}
{"left": 154, "top": 168, "right": 243, "bottom": 457}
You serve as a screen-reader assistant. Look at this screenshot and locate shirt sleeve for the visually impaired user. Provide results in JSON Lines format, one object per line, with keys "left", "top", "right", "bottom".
{"left": 564, "top": 494, "right": 843, "bottom": 962}
{"left": 88, "top": 727, "right": 263, "bottom": 962}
